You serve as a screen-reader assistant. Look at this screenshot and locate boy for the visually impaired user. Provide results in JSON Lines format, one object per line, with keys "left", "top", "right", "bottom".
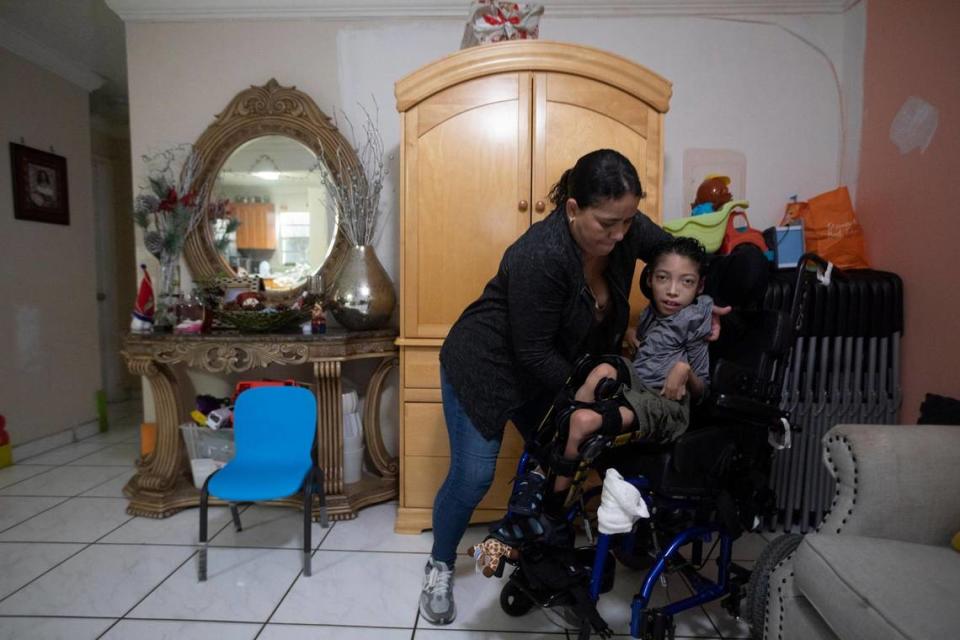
{"left": 558, "top": 235, "right": 713, "bottom": 474}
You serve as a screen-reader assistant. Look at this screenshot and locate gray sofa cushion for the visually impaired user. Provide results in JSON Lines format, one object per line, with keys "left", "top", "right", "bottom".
{"left": 783, "top": 596, "right": 840, "bottom": 640}
{"left": 795, "top": 534, "right": 960, "bottom": 640}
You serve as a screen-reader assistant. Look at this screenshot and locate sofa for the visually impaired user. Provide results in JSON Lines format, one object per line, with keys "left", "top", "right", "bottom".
{"left": 764, "top": 423, "right": 960, "bottom": 640}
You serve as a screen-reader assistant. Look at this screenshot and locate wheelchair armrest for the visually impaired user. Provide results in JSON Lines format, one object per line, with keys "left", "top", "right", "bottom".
{"left": 710, "top": 393, "right": 787, "bottom": 427}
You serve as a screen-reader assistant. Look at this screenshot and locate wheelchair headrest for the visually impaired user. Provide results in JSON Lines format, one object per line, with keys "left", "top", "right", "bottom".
{"left": 638, "top": 264, "right": 654, "bottom": 301}
{"left": 710, "top": 308, "right": 792, "bottom": 363}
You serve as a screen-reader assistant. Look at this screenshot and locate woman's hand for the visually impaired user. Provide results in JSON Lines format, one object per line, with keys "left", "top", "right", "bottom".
{"left": 661, "top": 361, "right": 691, "bottom": 401}
{"left": 708, "top": 305, "right": 732, "bottom": 342}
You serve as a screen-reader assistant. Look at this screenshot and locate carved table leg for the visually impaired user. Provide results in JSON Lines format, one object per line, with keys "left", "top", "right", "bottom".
{"left": 311, "top": 357, "right": 399, "bottom": 521}
{"left": 124, "top": 357, "right": 192, "bottom": 517}
{"left": 363, "top": 356, "right": 399, "bottom": 477}
{"left": 314, "top": 361, "right": 344, "bottom": 496}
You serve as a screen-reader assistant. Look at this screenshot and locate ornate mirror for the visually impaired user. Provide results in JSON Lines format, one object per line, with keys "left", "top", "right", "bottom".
{"left": 185, "top": 79, "right": 357, "bottom": 294}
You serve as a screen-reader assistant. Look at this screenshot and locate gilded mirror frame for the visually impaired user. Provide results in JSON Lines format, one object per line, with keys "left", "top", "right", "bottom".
{"left": 185, "top": 78, "right": 356, "bottom": 294}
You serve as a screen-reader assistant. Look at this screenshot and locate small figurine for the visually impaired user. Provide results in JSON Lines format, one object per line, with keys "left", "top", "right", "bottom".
{"left": 691, "top": 174, "right": 733, "bottom": 216}
{"left": 130, "top": 264, "right": 155, "bottom": 332}
{"left": 311, "top": 301, "right": 327, "bottom": 335}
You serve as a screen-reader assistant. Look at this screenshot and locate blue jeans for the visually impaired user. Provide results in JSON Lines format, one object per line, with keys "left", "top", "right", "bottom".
{"left": 431, "top": 369, "right": 503, "bottom": 565}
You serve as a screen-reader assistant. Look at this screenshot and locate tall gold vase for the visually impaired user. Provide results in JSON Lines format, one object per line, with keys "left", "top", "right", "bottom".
{"left": 326, "top": 245, "right": 396, "bottom": 331}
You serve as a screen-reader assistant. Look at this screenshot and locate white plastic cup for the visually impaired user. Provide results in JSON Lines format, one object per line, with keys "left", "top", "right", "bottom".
{"left": 343, "top": 412, "right": 362, "bottom": 439}
{"left": 342, "top": 390, "right": 359, "bottom": 414}
{"left": 343, "top": 446, "right": 364, "bottom": 484}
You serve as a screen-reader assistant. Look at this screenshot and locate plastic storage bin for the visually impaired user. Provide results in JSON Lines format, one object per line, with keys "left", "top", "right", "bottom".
{"left": 180, "top": 424, "right": 235, "bottom": 488}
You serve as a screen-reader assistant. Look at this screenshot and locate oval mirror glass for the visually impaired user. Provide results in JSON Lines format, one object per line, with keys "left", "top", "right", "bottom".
{"left": 208, "top": 135, "right": 334, "bottom": 292}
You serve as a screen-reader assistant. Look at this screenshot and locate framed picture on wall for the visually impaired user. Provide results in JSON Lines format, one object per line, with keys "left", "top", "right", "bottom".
{"left": 10, "top": 143, "right": 70, "bottom": 225}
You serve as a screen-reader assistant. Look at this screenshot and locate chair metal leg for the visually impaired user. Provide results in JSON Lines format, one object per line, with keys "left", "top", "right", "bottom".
{"left": 316, "top": 467, "right": 328, "bottom": 528}
{"left": 230, "top": 502, "right": 243, "bottom": 532}
{"left": 198, "top": 543, "right": 208, "bottom": 582}
{"left": 199, "top": 481, "right": 210, "bottom": 582}
{"left": 303, "top": 474, "right": 313, "bottom": 577}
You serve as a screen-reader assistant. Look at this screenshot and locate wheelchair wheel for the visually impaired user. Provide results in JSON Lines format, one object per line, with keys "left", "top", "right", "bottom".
{"left": 744, "top": 533, "right": 803, "bottom": 639}
{"left": 500, "top": 580, "right": 535, "bottom": 617}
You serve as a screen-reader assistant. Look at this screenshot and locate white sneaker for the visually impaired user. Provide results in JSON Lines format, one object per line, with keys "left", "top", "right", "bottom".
{"left": 419, "top": 557, "right": 456, "bottom": 625}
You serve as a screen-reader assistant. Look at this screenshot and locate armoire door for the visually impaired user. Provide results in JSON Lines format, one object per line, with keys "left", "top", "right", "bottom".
{"left": 402, "top": 72, "right": 533, "bottom": 338}
{"left": 531, "top": 72, "right": 664, "bottom": 323}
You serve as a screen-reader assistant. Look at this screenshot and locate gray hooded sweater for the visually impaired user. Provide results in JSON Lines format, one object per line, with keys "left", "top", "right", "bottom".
{"left": 632, "top": 295, "right": 713, "bottom": 391}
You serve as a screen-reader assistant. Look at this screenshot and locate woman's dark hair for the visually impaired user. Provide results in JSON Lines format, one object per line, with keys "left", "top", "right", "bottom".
{"left": 649, "top": 236, "right": 708, "bottom": 276}
{"left": 548, "top": 149, "right": 645, "bottom": 210}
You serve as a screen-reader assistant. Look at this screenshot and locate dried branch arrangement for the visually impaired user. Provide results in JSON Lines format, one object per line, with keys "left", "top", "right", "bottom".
{"left": 314, "top": 103, "right": 390, "bottom": 247}
{"left": 133, "top": 145, "right": 210, "bottom": 259}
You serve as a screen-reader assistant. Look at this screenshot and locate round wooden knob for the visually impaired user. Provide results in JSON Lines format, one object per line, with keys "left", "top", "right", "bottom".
{"left": 518, "top": 200, "right": 529, "bottom": 212}
{"left": 535, "top": 200, "right": 546, "bottom": 213}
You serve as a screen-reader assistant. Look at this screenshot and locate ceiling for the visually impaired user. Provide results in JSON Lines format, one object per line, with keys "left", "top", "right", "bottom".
{"left": 0, "top": 0, "right": 128, "bottom": 127}
{"left": 0, "top": 0, "right": 859, "bottom": 131}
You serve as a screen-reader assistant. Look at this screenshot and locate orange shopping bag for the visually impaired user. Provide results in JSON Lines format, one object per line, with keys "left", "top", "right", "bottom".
{"left": 783, "top": 187, "right": 869, "bottom": 269}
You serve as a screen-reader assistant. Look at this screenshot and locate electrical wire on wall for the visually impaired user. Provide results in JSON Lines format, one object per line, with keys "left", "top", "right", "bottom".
{"left": 703, "top": 14, "right": 852, "bottom": 187}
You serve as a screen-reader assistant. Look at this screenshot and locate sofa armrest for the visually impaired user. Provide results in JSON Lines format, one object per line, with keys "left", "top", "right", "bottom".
{"left": 818, "top": 423, "right": 960, "bottom": 545}
{"left": 764, "top": 554, "right": 840, "bottom": 640}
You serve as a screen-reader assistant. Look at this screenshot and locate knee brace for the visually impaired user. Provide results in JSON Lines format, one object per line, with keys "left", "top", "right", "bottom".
{"left": 542, "top": 391, "right": 629, "bottom": 479}
{"left": 545, "top": 439, "right": 583, "bottom": 478}
{"left": 569, "top": 354, "right": 632, "bottom": 388}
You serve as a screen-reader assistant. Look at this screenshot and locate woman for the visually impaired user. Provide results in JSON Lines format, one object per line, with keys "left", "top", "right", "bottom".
{"left": 419, "top": 148, "right": 676, "bottom": 625}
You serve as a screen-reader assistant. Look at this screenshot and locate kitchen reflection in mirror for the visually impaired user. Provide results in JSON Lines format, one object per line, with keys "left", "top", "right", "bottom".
{"left": 210, "top": 135, "right": 336, "bottom": 291}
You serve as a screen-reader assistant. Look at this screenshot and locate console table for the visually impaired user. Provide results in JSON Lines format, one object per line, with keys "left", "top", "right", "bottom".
{"left": 121, "top": 329, "right": 398, "bottom": 520}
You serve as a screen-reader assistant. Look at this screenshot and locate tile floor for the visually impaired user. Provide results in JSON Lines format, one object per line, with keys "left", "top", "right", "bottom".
{"left": 0, "top": 399, "right": 772, "bottom": 639}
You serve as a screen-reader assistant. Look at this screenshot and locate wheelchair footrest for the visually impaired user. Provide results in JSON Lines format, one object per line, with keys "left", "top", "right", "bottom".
{"left": 637, "top": 609, "right": 675, "bottom": 640}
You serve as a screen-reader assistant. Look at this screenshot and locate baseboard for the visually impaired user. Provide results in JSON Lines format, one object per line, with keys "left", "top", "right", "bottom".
{"left": 74, "top": 419, "right": 102, "bottom": 441}
{"left": 12, "top": 417, "right": 101, "bottom": 462}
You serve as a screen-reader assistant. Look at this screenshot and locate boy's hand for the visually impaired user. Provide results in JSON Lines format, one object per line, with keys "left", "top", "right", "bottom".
{"left": 708, "top": 305, "right": 732, "bottom": 342}
{"left": 661, "top": 361, "right": 690, "bottom": 401}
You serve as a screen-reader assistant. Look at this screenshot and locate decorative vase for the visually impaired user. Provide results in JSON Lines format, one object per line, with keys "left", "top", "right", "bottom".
{"left": 326, "top": 245, "right": 396, "bottom": 331}
{"left": 154, "top": 252, "right": 182, "bottom": 331}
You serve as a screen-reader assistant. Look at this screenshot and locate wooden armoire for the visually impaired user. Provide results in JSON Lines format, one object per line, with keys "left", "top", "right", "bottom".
{"left": 394, "top": 41, "right": 672, "bottom": 533}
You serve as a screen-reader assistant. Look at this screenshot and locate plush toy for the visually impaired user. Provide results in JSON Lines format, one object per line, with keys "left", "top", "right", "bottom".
{"left": 469, "top": 536, "right": 520, "bottom": 578}
{"left": 130, "top": 264, "right": 155, "bottom": 332}
{"left": 691, "top": 174, "right": 733, "bottom": 216}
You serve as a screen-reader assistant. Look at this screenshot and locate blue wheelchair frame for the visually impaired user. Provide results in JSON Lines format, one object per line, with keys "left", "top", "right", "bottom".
{"left": 497, "top": 254, "right": 832, "bottom": 638}
{"left": 509, "top": 450, "right": 748, "bottom": 638}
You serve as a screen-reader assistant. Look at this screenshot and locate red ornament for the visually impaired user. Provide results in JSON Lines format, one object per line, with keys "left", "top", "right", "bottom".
{"left": 133, "top": 264, "right": 155, "bottom": 322}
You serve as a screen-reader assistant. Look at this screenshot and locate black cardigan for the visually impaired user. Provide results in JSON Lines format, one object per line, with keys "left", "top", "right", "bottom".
{"left": 439, "top": 208, "right": 670, "bottom": 440}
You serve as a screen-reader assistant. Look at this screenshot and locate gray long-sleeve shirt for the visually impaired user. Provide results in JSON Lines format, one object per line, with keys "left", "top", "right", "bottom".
{"left": 632, "top": 295, "right": 713, "bottom": 391}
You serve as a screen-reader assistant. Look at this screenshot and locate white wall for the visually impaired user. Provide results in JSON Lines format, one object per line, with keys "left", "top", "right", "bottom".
{"left": 335, "top": 12, "right": 864, "bottom": 278}
{"left": 126, "top": 11, "right": 865, "bottom": 443}
{"left": 0, "top": 47, "right": 102, "bottom": 446}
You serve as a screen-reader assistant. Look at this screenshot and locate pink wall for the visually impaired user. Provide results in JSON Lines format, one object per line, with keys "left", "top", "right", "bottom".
{"left": 857, "top": 0, "right": 960, "bottom": 421}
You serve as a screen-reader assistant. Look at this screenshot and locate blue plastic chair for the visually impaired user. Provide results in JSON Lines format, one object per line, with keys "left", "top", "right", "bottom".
{"left": 198, "top": 385, "right": 327, "bottom": 581}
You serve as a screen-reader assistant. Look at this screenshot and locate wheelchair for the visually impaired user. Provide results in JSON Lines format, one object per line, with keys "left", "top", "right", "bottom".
{"left": 477, "top": 255, "right": 825, "bottom": 640}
